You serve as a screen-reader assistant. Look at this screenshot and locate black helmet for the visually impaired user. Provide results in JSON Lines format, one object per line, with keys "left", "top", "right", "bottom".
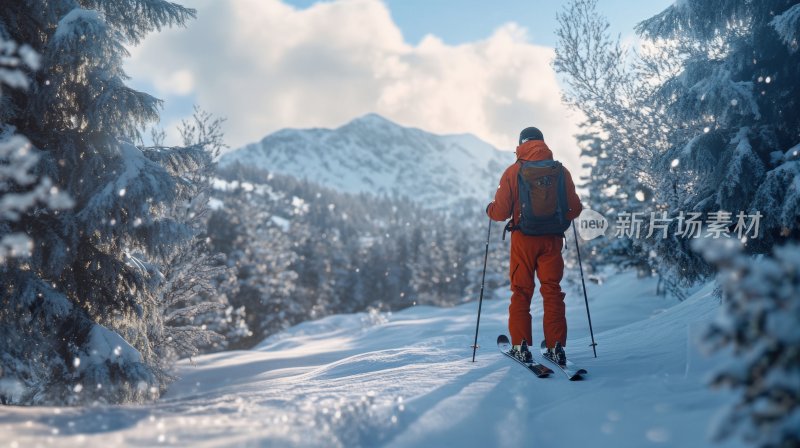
{"left": 519, "top": 127, "right": 544, "bottom": 145}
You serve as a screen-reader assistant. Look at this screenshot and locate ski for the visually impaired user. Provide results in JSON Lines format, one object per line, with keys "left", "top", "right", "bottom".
{"left": 497, "top": 335, "right": 552, "bottom": 378}
{"left": 539, "top": 340, "right": 587, "bottom": 381}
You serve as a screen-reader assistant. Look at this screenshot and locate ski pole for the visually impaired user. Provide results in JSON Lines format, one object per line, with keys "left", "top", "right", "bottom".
{"left": 573, "top": 222, "right": 597, "bottom": 358}
{"left": 471, "top": 217, "right": 492, "bottom": 362}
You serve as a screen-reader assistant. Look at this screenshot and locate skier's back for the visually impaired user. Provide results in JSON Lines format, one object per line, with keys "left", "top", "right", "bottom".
{"left": 486, "top": 126, "right": 582, "bottom": 364}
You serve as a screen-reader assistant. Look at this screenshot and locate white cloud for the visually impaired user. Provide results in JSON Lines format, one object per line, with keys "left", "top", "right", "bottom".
{"left": 125, "top": 0, "right": 582, "bottom": 173}
{"left": 152, "top": 69, "right": 194, "bottom": 96}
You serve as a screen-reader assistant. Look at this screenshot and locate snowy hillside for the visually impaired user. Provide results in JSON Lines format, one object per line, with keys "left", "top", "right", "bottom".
{"left": 219, "top": 114, "right": 513, "bottom": 209}
{"left": 1, "top": 271, "right": 743, "bottom": 448}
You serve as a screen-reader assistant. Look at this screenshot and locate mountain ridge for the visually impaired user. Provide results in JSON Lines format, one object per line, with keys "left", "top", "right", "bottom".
{"left": 219, "top": 114, "right": 514, "bottom": 209}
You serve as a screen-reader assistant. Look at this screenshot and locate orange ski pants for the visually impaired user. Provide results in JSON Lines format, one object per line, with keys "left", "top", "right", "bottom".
{"left": 508, "top": 231, "right": 567, "bottom": 348}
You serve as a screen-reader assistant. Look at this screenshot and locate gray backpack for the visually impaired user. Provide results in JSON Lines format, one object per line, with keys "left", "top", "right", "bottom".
{"left": 514, "top": 160, "right": 571, "bottom": 236}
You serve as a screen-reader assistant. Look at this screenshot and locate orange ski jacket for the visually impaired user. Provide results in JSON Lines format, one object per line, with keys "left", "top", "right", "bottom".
{"left": 487, "top": 140, "right": 582, "bottom": 226}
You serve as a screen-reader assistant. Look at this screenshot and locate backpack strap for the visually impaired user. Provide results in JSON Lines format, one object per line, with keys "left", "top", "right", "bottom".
{"left": 503, "top": 159, "right": 525, "bottom": 241}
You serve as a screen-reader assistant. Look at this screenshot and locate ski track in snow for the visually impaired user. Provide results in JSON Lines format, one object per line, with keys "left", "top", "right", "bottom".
{"left": 0, "top": 271, "right": 745, "bottom": 448}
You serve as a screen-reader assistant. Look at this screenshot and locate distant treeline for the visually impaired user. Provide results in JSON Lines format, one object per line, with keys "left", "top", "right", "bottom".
{"left": 208, "top": 164, "right": 510, "bottom": 349}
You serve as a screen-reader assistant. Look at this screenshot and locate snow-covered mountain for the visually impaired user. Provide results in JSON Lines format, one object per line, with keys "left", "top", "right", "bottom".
{"left": 219, "top": 114, "right": 513, "bottom": 209}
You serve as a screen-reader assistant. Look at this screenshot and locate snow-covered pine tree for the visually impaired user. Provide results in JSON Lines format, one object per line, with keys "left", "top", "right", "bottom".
{"left": 0, "top": 39, "right": 73, "bottom": 263}
{"left": 391, "top": 233, "right": 415, "bottom": 308}
{"left": 153, "top": 108, "right": 249, "bottom": 360}
{"left": 637, "top": 0, "right": 800, "bottom": 254}
{"left": 409, "top": 229, "right": 449, "bottom": 306}
{"left": 555, "top": 0, "right": 685, "bottom": 286}
{"left": 572, "top": 129, "right": 651, "bottom": 275}
{"left": 554, "top": 0, "right": 668, "bottom": 190}
{"left": 0, "top": 1, "right": 207, "bottom": 405}
{"left": 695, "top": 239, "right": 800, "bottom": 447}
{"left": 557, "top": 0, "right": 800, "bottom": 284}
{"left": 0, "top": 36, "right": 75, "bottom": 405}
{"left": 206, "top": 181, "right": 300, "bottom": 346}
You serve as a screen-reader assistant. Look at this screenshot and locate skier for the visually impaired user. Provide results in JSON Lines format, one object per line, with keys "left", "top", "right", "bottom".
{"left": 487, "top": 127, "right": 582, "bottom": 365}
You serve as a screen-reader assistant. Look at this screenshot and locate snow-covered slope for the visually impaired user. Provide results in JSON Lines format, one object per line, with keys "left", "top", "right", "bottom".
{"left": 219, "top": 114, "right": 513, "bottom": 209}
{"left": 0, "top": 271, "right": 743, "bottom": 448}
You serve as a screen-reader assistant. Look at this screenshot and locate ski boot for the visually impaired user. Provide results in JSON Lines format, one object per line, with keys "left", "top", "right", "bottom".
{"left": 510, "top": 340, "right": 534, "bottom": 363}
{"left": 546, "top": 342, "right": 567, "bottom": 366}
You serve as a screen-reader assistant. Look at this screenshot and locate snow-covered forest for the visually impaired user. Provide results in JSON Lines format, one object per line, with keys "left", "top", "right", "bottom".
{"left": 1, "top": 0, "right": 798, "bottom": 447}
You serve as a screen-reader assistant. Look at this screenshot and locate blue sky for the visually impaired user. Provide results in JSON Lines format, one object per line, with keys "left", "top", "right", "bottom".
{"left": 126, "top": 0, "right": 675, "bottom": 172}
